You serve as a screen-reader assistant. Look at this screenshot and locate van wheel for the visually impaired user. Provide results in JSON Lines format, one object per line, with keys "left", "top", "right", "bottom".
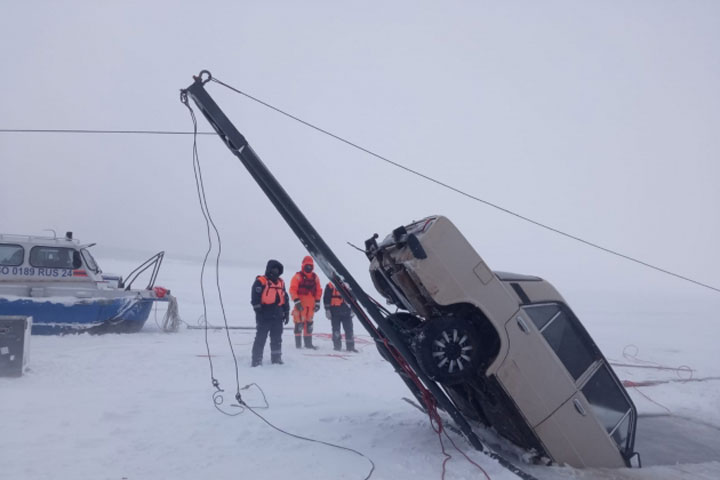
{"left": 417, "top": 316, "right": 481, "bottom": 385}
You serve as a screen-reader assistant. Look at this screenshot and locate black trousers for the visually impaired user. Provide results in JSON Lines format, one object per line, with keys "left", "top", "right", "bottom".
{"left": 252, "top": 316, "right": 283, "bottom": 363}
{"left": 330, "top": 314, "right": 354, "bottom": 350}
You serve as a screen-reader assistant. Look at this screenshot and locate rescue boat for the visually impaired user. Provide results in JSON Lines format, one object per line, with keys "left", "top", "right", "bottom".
{"left": 0, "top": 231, "right": 170, "bottom": 334}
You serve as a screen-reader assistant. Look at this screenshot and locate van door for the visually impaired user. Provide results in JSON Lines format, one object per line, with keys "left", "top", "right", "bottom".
{"left": 495, "top": 304, "right": 577, "bottom": 427}
{"left": 524, "top": 303, "right": 635, "bottom": 467}
{"left": 534, "top": 362, "right": 633, "bottom": 467}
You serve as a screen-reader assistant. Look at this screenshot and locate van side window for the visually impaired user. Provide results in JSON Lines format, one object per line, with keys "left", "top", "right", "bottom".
{"left": 29, "top": 246, "right": 78, "bottom": 269}
{"left": 0, "top": 244, "right": 25, "bottom": 266}
{"left": 523, "top": 304, "right": 559, "bottom": 330}
{"left": 524, "top": 303, "right": 597, "bottom": 380}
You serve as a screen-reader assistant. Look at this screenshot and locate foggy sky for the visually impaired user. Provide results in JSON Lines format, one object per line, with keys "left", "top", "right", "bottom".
{"left": 1, "top": 1, "right": 718, "bottom": 303}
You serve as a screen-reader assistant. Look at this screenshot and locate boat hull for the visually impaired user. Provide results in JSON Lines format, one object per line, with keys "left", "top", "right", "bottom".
{"left": 0, "top": 296, "right": 156, "bottom": 334}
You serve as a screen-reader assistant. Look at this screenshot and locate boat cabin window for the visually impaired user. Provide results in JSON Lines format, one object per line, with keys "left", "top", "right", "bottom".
{"left": 81, "top": 248, "right": 100, "bottom": 273}
{"left": 29, "top": 246, "right": 82, "bottom": 269}
{"left": 0, "top": 244, "right": 25, "bottom": 266}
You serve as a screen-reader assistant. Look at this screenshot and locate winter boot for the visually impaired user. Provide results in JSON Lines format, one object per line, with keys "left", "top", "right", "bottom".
{"left": 294, "top": 323, "right": 303, "bottom": 348}
{"left": 303, "top": 321, "right": 317, "bottom": 349}
{"left": 251, "top": 359, "right": 262, "bottom": 367}
{"left": 332, "top": 331, "right": 342, "bottom": 351}
{"left": 271, "top": 354, "right": 283, "bottom": 365}
{"left": 346, "top": 341, "right": 358, "bottom": 353}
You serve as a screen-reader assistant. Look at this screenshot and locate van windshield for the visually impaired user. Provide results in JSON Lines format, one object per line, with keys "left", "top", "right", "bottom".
{"left": 582, "top": 364, "right": 635, "bottom": 455}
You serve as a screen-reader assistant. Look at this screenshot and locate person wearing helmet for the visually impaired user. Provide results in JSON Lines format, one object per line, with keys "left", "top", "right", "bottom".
{"left": 289, "top": 255, "right": 323, "bottom": 349}
{"left": 250, "top": 259, "right": 290, "bottom": 366}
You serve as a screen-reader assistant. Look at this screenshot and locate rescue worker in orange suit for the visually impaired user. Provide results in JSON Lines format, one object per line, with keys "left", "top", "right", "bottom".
{"left": 289, "top": 256, "right": 322, "bottom": 349}
{"left": 251, "top": 259, "right": 290, "bottom": 366}
{"left": 323, "top": 281, "right": 357, "bottom": 352}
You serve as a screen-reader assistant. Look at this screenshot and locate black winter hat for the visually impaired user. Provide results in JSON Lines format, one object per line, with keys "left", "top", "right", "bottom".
{"left": 265, "top": 259, "right": 284, "bottom": 276}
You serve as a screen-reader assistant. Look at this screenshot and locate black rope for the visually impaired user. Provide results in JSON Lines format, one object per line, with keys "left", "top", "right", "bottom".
{"left": 240, "top": 401, "right": 376, "bottom": 480}
{"left": 4, "top": 91, "right": 714, "bottom": 292}
{"left": 213, "top": 388, "right": 244, "bottom": 417}
{"left": 0, "top": 128, "right": 215, "bottom": 135}
{"left": 181, "top": 92, "right": 242, "bottom": 404}
{"left": 238, "top": 383, "right": 270, "bottom": 410}
{"left": 180, "top": 85, "right": 377, "bottom": 480}
{"left": 210, "top": 76, "right": 720, "bottom": 295}
{"left": 212, "top": 383, "right": 271, "bottom": 417}
{"left": 181, "top": 96, "right": 216, "bottom": 382}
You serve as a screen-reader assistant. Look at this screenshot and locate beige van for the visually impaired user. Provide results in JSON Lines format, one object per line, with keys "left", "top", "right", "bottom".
{"left": 366, "top": 215, "right": 637, "bottom": 468}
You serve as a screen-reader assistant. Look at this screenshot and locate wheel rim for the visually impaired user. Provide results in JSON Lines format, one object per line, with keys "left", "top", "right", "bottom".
{"left": 431, "top": 328, "right": 473, "bottom": 374}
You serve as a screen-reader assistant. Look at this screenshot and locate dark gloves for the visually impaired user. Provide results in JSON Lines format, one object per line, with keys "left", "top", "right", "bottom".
{"left": 294, "top": 299, "right": 302, "bottom": 311}
{"left": 284, "top": 312, "right": 290, "bottom": 325}
{"left": 325, "top": 310, "right": 331, "bottom": 320}
{"left": 314, "top": 301, "right": 321, "bottom": 312}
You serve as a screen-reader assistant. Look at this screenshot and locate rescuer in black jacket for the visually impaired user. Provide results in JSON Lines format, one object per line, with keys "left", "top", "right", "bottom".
{"left": 250, "top": 259, "right": 290, "bottom": 366}
{"left": 323, "top": 281, "right": 357, "bottom": 352}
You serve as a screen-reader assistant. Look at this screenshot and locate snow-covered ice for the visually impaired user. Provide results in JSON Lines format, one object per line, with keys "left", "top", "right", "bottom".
{"left": 2, "top": 256, "right": 720, "bottom": 480}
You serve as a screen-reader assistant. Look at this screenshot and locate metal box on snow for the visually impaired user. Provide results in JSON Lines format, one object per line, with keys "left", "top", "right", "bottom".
{"left": 0, "top": 315, "right": 32, "bottom": 377}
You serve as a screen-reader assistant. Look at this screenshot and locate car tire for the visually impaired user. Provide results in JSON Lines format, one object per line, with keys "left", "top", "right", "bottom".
{"left": 416, "top": 315, "right": 482, "bottom": 385}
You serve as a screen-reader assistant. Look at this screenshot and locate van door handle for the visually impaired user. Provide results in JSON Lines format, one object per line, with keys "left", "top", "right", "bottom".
{"left": 516, "top": 317, "right": 529, "bottom": 334}
{"left": 573, "top": 398, "right": 586, "bottom": 416}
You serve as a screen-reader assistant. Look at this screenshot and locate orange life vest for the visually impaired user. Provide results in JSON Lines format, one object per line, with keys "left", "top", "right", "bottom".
{"left": 295, "top": 272, "right": 319, "bottom": 297}
{"left": 327, "top": 283, "right": 345, "bottom": 307}
{"left": 257, "top": 276, "right": 286, "bottom": 305}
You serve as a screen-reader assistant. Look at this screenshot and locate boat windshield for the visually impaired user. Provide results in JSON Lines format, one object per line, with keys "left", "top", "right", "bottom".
{"left": 81, "top": 248, "right": 101, "bottom": 274}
